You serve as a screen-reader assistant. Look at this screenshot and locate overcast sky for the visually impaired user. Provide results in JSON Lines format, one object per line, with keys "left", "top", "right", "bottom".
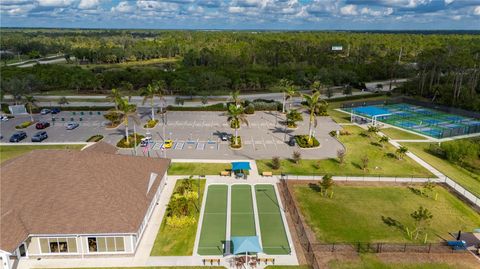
{"left": 1, "top": 0, "right": 480, "bottom": 30}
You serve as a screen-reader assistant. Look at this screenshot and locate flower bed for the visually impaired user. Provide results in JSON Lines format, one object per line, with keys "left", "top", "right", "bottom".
{"left": 15, "top": 121, "right": 34, "bottom": 129}
{"left": 86, "top": 135, "right": 104, "bottom": 142}
{"left": 230, "top": 136, "right": 242, "bottom": 149}
{"left": 116, "top": 133, "right": 144, "bottom": 148}
{"left": 295, "top": 135, "right": 320, "bottom": 148}
{"left": 144, "top": 119, "right": 159, "bottom": 128}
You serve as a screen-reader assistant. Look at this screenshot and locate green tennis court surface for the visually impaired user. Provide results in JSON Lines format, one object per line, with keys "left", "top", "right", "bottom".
{"left": 255, "top": 184, "right": 291, "bottom": 255}
{"left": 198, "top": 185, "right": 228, "bottom": 255}
{"left": 231, "top": 185, "right": 256, "bottom": 237}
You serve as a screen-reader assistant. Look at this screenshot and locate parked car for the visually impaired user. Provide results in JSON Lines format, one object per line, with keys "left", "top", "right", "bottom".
{"left": 36, "top": 121, "right": 50, "bottom": 129}
{"left": 164, "top": 140, "right": 173, "bottom": 148}
{"left": 9, "top": 131, "right": 27, "bottom": 142}
{"left": 51, "top": 108, "right": 61, "bottom": 114}
{"left": 0, "top": 115, "right": 9, "bottom": 121}
{"left": 66, "top": 122, "right": 79, "bottom": 130}
{"left": 288, "top": 137, "right": 296, "bottom": 147}
{"left": 31, "top": 131, "right": 48, "bottom": 142}
{"left": 220, "top": 133, "right": 229, "bottom": 141}
{"left": 40, "top": 108, "right": 51, "bottom": 115}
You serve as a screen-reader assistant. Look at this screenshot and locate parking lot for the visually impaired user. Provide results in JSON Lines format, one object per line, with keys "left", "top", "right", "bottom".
{"left": 0, "top": 110, "right": 344, "bottom": 160}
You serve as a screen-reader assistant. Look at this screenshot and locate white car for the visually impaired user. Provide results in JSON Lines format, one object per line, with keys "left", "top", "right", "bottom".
{"left": 40, "top": 108, "right": 51, "bottom": 115}
{"left": 66, "top": 122, "right": 79, "bottom": 130}
{"left": 0, "top": 115, "right": 9, "bottom": 121}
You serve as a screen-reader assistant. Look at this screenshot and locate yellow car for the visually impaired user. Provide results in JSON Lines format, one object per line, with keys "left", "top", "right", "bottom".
{"left": 164, "top": 140, "right": 173, "bottom": 149}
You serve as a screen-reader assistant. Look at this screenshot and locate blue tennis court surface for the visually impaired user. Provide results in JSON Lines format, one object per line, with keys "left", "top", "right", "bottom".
{"left": 344, "top": 103, "right": 480, "bottom": 139}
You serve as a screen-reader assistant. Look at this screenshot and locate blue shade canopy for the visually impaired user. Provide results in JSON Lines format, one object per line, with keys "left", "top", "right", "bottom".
{"left": 231, "top": 236, "right": 262, "bottom": 255}
{"left": 231, "top": 162, "right": 251, "bottom": 171}
{"left": 353, "top": 106, "right": 391, "bottom": 117}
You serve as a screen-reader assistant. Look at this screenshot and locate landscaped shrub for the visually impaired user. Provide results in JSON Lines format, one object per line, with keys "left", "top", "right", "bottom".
{"left": 292, "top": 151, "right": 302, "bottom": 164}
{"left": 167, "top": 103, "right": 225, "bottom": 111}
{"left": 116, "top": 133, "right": 144, "bottom": 148}
{"left": 144, "top": 119, "right": 159, "bottom": 128}
{"left": 252, "top": 101, "right": 281, "bottom": 111}
{"left": 39, "top": 106, "right": 114, "bottom": 111}
{"left": 15, "top": 121, "right": 33, "bottom": 129}
{"left": 166, "top": 215, "right": 196, "bottom": 228}
{"left": 86, "top": 135, "right": 103, "bottom": 142}
{"left": 245, "top": 103, "right": 255, "bottom": 114}
{"left": 271, "top": 156, "right": 281, "bottom": 170}
{"left": 230, "top": 118, "right": 239, "bottom": 129}
{"left": 340, "top": 129, "right": 352, "bottom": 136}
{"left": 230, "top": 136, "right": 242, "bottom": 149}
{"left": 295, "top": 135, "right": 320, "bottom": 148}
{"left": 104, "top": 111, "right": 123, "bottom": 127}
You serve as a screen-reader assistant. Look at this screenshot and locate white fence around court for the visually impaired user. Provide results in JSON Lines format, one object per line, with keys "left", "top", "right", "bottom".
{"left": 282, "top": 174, "right": 480, "bottom": 208}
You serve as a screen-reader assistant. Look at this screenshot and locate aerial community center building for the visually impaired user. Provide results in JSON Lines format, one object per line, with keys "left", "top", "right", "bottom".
{"left": 0, "top": 142, "right": 170, "bottom": 269}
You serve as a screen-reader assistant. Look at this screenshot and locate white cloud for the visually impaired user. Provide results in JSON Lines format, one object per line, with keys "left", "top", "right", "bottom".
{"left": 228, "top": 6, "right": 245, "bottom": 13}
{"left": 474, "top": 6, "right": 480, "bottom": 16}
{"left": 78, "top": 0, "right": 99, "bottom": 9}
{"left": 444, "top": 0, "right": 455, "bottom": 5}
{"left": 360, "top": 7, "right": 393, "bottom": 16}
{"left": 36, "top": 0, "right": 73, "bottom": 7}
{"left": 340, "top": 4, "right": 357, "bottom": 15}
{"left": 111, "top": 1, "right": 134, "bottom": 13}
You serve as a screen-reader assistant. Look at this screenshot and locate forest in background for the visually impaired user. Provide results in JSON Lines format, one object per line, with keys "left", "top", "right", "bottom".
{"left": 0, "top": 29, "right": 479, "bottom": 111}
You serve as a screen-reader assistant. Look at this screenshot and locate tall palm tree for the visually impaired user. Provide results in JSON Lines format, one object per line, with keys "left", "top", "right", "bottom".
{"left": 107, "top": 88, "right": 122, "bottom": 111}
{"left": 24, "top": 95, "right": 36, "bottom": 122}
{"left": 225, "top": 104, "right": 249, "bottom": 146}
{"left": 310, "top": 81, "right": 324, "bottom": 94}
{"left": 141, "top": 82, "right": 161, "bottom": 121}
{"left": 117, "top": 98, "right": 138, "bottom": 144}
{"left": 276, "top": 79, "right": 296, "bottom": 113}
{"left": 302, "top": 92, "right": 322, "bottom": 144}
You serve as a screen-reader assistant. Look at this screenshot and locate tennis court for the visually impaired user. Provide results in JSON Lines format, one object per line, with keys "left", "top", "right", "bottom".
{"left": 197, "top": 185, "right": 228, "bottom": 255}
{"left": 231, "top": 185, "right": 256, "bottom": 237}
{"left": 254, "top": 184, "right": 291, "bottom": 255}
{"left": 345, "top": 103, "right": 480, "bottom": 139}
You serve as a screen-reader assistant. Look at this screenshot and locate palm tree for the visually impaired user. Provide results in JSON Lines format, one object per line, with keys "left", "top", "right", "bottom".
{"left": 310, "top": 81, "right": 324, "bottom": 94}
{"left": 141, "top": 81, "right": 166, "bottom": 121}
{"left": 302, "top": 92, "right": 322, "bottom": 144}
{"left": 379, "top": 136, "right": 389, "bottom": 148}
{"left": 229, "top": 90, "right": 242, "bottom": 106}
{"left": 24, "top": 95, "right": 36, "bottom": 122}
{"left": 107, "top": 88, "right": 122, "bottom": 111}
{"left": 225, "top": 104, "right": 248, "bottom": 146}
{"left": 117, "top": 98, "right": 138, "bottom": 144}
{"left": 396, "top": 146, "right": 408, "bottom": 160}
{"left": 276, "top": 79, "right": 296, "bottom": 113}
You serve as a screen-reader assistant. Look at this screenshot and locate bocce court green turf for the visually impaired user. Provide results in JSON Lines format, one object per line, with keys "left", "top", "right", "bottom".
{"left": 231, "top": 185, "right": 256, "bottom": 237}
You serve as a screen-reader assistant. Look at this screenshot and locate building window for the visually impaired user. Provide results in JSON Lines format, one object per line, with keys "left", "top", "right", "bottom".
{"left": 39, "top": 237, "right": 77, "bottom": 254}
{"left": 87, "top": 237, "right": 125, "bottom": 252}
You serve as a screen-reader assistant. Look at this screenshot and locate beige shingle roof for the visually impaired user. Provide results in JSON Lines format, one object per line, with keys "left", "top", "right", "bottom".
{"left": 0, "top": 149, "right": 170, "bottom": 253}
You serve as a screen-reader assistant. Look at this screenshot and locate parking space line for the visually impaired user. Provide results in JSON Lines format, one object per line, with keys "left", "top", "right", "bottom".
{"left": 196, "top": 142, "right": 205, "bottom": 150}
{"left": 251, "top": 136, "right": 255, "bottom": 150}
{"left": 175, "top": 142, "right": 184, "bottom": 150}
{"left": 262, "top": 136, "right": 267, "bottom": 150}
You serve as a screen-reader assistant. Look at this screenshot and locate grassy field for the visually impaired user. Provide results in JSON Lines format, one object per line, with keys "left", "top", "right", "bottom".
{"left": 380, "top": 128, "right": 428, "bottom": 140}
{"left": 150, "top": 179, "right": 206, "bottom": 256}
{"left": 257, "top": 125, "right": 433, "bottom": 177}
{"left": 402, "top": 142, "right": 480, "bottom": 197}
{"left": 293, "top": 184, "right": 480, "bottom": 243}
{"left": 168, "top": 162, "right": 231, "bottom": 175}
{"left": 329, "top": 254, "right": 466, "bottom": 269}
{"left": 0, "top": 144, "right": 86, "bottom": 163}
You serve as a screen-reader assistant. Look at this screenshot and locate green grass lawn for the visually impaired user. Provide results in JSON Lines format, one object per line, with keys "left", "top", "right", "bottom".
{"left": 402, "top": 142, "right": 480, "bottom": 197}
{"left": 0, "top": 144, "right": 86, "bottom": 163}
{"left": 257, "top": 126, "right": 433, "bottom": 177}
{"left": 329, "top": 254, "right": 463, "bottom": 269}
{"left": 294, "top": 184, "right": 480, "bottom": 243}
{"left": 168, "top": 162, "right": 231, "bottom": 175}
{"left": 150, "top": 179, "right": 206, "bottom": 256}
{"left": 380, "top": 128, "right": 428, "bottom": 140}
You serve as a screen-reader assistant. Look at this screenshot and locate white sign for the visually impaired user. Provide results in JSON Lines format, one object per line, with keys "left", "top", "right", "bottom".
{"left": 332, "top": 45, "right": 343, "bottom": 51}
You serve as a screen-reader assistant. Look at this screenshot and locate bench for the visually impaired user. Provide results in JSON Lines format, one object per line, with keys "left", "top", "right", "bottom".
{"left": 220, "top": 171, "right": 230, "bottom": 176}
{"left": 262, "top": 171, "right": 273, "bottom": 177}
{"left": 202, "top": 258, "right": 221, "bottom": 266}
{"left": 257, "top": 258, "right": 275, "bottom": 265}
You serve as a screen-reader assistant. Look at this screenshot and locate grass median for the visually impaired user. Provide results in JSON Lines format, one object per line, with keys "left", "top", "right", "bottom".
{"left": 0, "top": 144, "right": 85, "bottom": 163}
{"left": 168, "top": 162, "right": 231, "bottom": 175}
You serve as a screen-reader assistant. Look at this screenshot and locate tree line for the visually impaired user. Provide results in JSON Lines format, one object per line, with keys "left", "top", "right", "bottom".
{"left": 1, "top": 29, "right": 479, "bottom": 111}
